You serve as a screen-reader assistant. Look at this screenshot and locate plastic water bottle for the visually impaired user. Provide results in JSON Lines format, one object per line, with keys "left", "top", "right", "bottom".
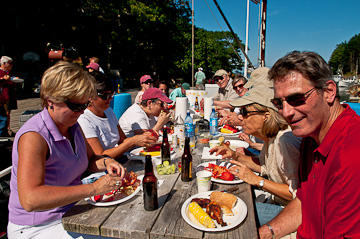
{"left": 209, "top": 107, "right": 218, "bottom": 136}
{"left": 184, "top": 110, "right": 194, "bottom": 138}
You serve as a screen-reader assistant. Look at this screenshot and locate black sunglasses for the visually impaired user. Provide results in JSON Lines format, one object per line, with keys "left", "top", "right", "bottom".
{"left": 233, "top": 84, "right": 245, "bottom": 90}
{"left": 214, "top": 76, "right": 224, "bottom": 82}
{"left": 97, "top": 91, "right": 115, "bottom": 100}
{"left": 144, "top": 79, "right": 153, "bottom": 84}
{"left": 239, "top": 107, "right": 266, "bottom": 117}
{"left": 271, "top": 86, "right": 319, "bottom": 110}
{"left": 65, "top": 100, "right": 89, "bottom": 112}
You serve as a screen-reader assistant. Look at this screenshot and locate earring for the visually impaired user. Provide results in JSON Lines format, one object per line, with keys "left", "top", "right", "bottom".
{"left": 50, "top": 105, "right": 54, "bottom": 110}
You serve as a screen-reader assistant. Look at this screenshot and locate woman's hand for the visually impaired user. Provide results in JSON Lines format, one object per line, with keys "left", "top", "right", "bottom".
{"left": 133, "top": 132, "right": 158, "bottom": 147}
{"left": 238, "top": 133, "right": 251, "bottom": 144}
{"left": 157, "top": 111, "right": 171, "bottom": 127}
{"left": 209, "top": 146, "right": 236, "bottom": 160}
{"left": 229, "top": 160, "right": 261, "bottom": 186}
{"left": 91, "top": 173, "right": 124, "bottom": 196}
{"left": 104, "top": 158, "right": 126, "bottom": 178}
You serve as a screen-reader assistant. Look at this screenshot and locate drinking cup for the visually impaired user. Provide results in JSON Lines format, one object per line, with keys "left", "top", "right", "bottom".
{"left": 196, "top": 171, "right": 212, "bottom": 193}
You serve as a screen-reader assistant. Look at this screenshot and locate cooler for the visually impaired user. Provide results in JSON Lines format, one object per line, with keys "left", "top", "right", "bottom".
{"left": 205, "top": 84, "right": 219, "bottom": 97}
{"left": 110, "top": 93, "right": 132, "bottom": 120}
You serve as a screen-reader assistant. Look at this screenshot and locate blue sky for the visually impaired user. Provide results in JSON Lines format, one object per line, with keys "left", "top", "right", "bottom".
{"left": 194, "top": 0, "right": 360, "bottom": 68}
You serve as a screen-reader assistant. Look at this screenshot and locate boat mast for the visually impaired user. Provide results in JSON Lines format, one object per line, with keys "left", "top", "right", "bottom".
{"left": 191, "top": 0, "right": 195, "bottom": 87}
{"left": 260, "top": 0, "right": 267, "bottom": 67}
{"left": 213, "top": 0, "right": 254, "bottom": 69}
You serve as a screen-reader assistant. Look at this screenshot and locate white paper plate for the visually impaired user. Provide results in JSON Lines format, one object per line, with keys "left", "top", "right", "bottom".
{"left": 181, "top": 191, "right": 247, "bottom": 231}
{"left": 196, "top": 161, "right": 243, "bottom": 184}
{"left": 217, "top": 126, "right": 242, "bottom": 136}
{"left": 127, "top": 147, "right": 175, "bottom": 162}
{"left": 85, "top": 176, "right": 143, "bottom": 206}
{"left": 225, "top": 140, "right": 249, "bottom": 150}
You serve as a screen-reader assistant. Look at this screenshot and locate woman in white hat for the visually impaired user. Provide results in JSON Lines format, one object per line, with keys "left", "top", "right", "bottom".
{"left": 210, "top": 85, "right": 302, "bottom": 228}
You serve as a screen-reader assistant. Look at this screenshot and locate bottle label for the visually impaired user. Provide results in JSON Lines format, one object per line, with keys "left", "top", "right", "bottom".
{"left": 185, "top": 123, "right": 194, "bottom": 133}
{"left": 210, "top": 118, "right": 218, "bottom": 127}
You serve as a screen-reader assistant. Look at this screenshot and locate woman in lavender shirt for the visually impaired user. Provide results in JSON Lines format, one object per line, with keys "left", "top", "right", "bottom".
{"left": 7, "top": 62, "right": 128, "bottom": 238}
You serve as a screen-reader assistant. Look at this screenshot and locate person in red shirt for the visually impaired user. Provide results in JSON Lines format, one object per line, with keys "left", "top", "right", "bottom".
{"left": 258, "top": 51, "right": 360, "bottom": 238}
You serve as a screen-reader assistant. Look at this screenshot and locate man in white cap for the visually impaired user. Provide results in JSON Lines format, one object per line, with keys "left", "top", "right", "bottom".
{"left": 194, "top": 67, "right": 206, "bottom": 87}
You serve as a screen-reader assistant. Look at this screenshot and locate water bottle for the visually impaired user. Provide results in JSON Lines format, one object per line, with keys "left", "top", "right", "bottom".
{"left": 184, "top": 110, "right": 194, "bottom": 138}
{"left": 209, "top": 107, "right": 218, "bottom": 136}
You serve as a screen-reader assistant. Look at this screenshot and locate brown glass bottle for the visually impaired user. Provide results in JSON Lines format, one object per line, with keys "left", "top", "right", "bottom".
{"left": 181, "top": 137, "right": 192, "bottom": 182}
{"left": 161, "top": 127, "right": 171, "bottom": 164}
{"left": 143, "top": 155, "right": 159, "bottom": 211}
{"left": 194, "top": 97, "right": 199, "bottom": 112}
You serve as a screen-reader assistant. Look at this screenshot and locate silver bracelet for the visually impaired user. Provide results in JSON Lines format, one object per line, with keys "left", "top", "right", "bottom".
{"left": 266, "top": 223, "right": 275, "bottom": 239}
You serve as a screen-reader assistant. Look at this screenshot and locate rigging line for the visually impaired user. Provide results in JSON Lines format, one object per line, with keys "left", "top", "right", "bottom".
{"left": 203, "top": 0, "right": 243, "bottom": 62}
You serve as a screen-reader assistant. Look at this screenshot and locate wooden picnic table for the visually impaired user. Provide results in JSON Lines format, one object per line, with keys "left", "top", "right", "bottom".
{"left": 62, "top": 135, "right": 258, "bottom": 238}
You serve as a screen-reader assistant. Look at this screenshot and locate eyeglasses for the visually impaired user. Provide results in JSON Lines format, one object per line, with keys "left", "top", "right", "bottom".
{"left": 153, "top": 100, "right": 165, "bottom": 108}
{"left": 233, "top": 84, "right": 245, "bottom": 90}
{"left": 271, "top": 86, "right": 319, "bottom": 110}
{"left": 143, "top": 79, "right": 153, "bottom": 84}
{"left": 214, "top": 76, "right": 224, "bottom": 82}
{"left": 97, "top": 92, "right": 115, "bottom": 100}
{"left": 239, "top": 107, "right": 266, "bottom": 117}
{"left": 65, "top": 100, "right": 89, "bottom": 112}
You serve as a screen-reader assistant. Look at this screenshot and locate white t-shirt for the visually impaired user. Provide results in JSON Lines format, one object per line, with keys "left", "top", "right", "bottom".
{"left": 119, "top": 103, "right": 157, "bottom": 137}
{"left": 78, "top": 108, "right": 120, "bottom": 150}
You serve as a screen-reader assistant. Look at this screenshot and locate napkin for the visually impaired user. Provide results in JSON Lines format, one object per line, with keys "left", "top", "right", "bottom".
{"left": 201, "top": 147, "right": 222, "bottom": 160}
{"left": 175, "top": 97, "right": 188, "bottom": 122}
{"left": 204, "top": 97, "right": 214, "bottom": 121}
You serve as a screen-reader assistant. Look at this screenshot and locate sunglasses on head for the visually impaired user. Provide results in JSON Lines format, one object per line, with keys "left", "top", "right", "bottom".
{"left": 271, "top": 86, "right": 319, "bottom": 110}
{"left": 239, "top": 107, "right": 266, "bottom": 117}
{"left": 65, "top": 100, "right": 89, "bottom": 112}
{"left": 233, "top": 84, "right": 245, "bottom": 90}
{"left": 97, "top": 91, "right": 115, "bottom": 100}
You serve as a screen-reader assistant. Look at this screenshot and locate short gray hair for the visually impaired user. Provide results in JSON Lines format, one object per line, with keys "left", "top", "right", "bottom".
{"left": 1, "top": 56, "right": 12, "bottom": 65}
{"left": 232, "top": 74, "right": 247, "bottom": 87}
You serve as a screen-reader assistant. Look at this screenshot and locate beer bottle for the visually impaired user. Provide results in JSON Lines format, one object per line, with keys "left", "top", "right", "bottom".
{"left": 194, "top": 97, "right": 199, "bottom": 112}
{"left": 161, "top": 127, "right": 171, "bottom": 165}
{"left": 143, "top": 155, "right": 159, "bottom": 211}
{"left": 181, "top": 137, "right": 193, "bottom": 182}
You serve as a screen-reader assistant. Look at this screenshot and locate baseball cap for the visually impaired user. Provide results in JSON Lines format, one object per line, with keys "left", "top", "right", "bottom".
{"left": 86, "top": 63, "right": 99, "bottom": 71}
{"left": 181, "top": 82, "right": 190, "bottom": 90}
{"left": 244, "top": 67, "right": 272, "bottom": 89}
{"left": 229, "top": 86, "right": 277, "bottom": 111}
{"left": 142, "top": 88, "right": 172, "bottom": 104}
{"left": 213, "top": 69, "right": 229, "bottom": 79}
{"left": 140, "top": 75, "right": 153, "bottom": 84}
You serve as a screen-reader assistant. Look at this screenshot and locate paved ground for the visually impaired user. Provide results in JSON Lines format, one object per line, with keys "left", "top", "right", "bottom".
{"left": 9, "top": 89, "right": 140, "bottom": 133}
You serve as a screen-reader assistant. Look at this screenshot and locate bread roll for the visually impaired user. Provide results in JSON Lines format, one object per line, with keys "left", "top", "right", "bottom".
{"left": 210, "top": 191, "right": 237, "bottom": 209}
{"left": 221, "top": 205, "right": 234, "bottom": 216}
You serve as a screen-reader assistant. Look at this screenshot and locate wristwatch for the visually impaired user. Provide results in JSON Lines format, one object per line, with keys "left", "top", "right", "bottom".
{"left": 259, "top": 179, "right": 265, "bottom": 189}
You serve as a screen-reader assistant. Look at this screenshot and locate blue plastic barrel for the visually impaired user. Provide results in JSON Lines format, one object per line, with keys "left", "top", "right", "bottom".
{"left": 110, "top": 93, "right": 132, "bottom": 120}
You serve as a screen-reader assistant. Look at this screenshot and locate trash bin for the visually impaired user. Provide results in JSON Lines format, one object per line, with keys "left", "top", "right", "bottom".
{"left": 110, "top": 93, "right": 132, "bottom": 120}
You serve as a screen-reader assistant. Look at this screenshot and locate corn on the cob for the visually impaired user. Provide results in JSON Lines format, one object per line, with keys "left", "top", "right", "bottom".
{"left": 188, "top": 202, "right": 216, "bottom": 228}
{"left": 140, "top": 151, "right": 161, "bottom": 157}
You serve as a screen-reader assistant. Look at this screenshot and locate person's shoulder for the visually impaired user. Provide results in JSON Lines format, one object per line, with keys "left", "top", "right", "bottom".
{"left": 277, "top": 128, "right": 302, "bottom": 146}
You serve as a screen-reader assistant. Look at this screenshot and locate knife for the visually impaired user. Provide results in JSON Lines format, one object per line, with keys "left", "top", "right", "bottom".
{"left": 221, "top": 186, "right": 239, "bottom": 193}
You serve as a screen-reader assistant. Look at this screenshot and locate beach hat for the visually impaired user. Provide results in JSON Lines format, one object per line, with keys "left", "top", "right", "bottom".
{"left": 142, "top": 88, "right": 172, "bottom": 104}
{"left": 140, "top": 75, "right": 153, "bottom": 84}
{"left": 244, "top": 67, "right": 272, "bottom": 89}
{"left": 181, "top": 82, "right": 190, "bottom": 90}
{"left": 86, "top": 62, "right": 99, "bottom": 71}
{"left": 229, "top": 86, "right": 278, "bottom": 111}
{"left": 213, "top": 69, "right": 228, "bottom": 79}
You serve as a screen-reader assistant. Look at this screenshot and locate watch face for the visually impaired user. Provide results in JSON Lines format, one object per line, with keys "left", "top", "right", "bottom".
{"left": 259, "top": 180, "right": 265, "bottom": 187}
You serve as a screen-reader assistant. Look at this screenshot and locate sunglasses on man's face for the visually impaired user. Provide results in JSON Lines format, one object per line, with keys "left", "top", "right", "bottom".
{"left": 233, "top": 84, "right": 245, "bottom": 90}
{"left": 239, "top": 107, "right": 266, "bottom": 117}
{"left": 214, "top": 76, "right": 224, "bottom": 82}
{"left": 271, "top": 86, "right": 319, "bottom": 110}
{"left": 65, "top": 100, "right": 89, "bottom": 112}
{"left": 97, "top": 91, "right": 115, "bottom": 100}
{"left": 143, "top": 79, "right": 153, "bottom": 84}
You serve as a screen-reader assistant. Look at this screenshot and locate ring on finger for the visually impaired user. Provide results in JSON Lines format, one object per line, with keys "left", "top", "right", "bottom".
{"left": 236, "top": 169, "right": 239, "bottom": 173}
{"left": 115, "top": 180, "right": 120, "bottom": 186}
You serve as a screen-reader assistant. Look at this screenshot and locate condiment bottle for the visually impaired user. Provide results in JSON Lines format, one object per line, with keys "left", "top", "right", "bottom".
{"left": 181, "top": 137, "right": 193, "bottom": 182}
{"left": 143, "top": 155, "right": 159, "bottom": 211}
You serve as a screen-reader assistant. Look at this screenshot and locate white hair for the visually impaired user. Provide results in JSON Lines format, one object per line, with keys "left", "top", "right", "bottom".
{"left": 1, "top": 56, "right": 12, "bottom": 65}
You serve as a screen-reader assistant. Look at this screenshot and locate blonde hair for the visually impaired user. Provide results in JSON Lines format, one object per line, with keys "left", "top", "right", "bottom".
{"left": 40, "top": 61, "right": 97, "bottom": 107}
{"left": 248, "top": 103, "right": 288, "bottom": 138}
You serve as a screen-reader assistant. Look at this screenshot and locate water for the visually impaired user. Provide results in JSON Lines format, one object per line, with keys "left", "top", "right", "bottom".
{"left": 339, "top": 87, "right": 350, "bottom": 102}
